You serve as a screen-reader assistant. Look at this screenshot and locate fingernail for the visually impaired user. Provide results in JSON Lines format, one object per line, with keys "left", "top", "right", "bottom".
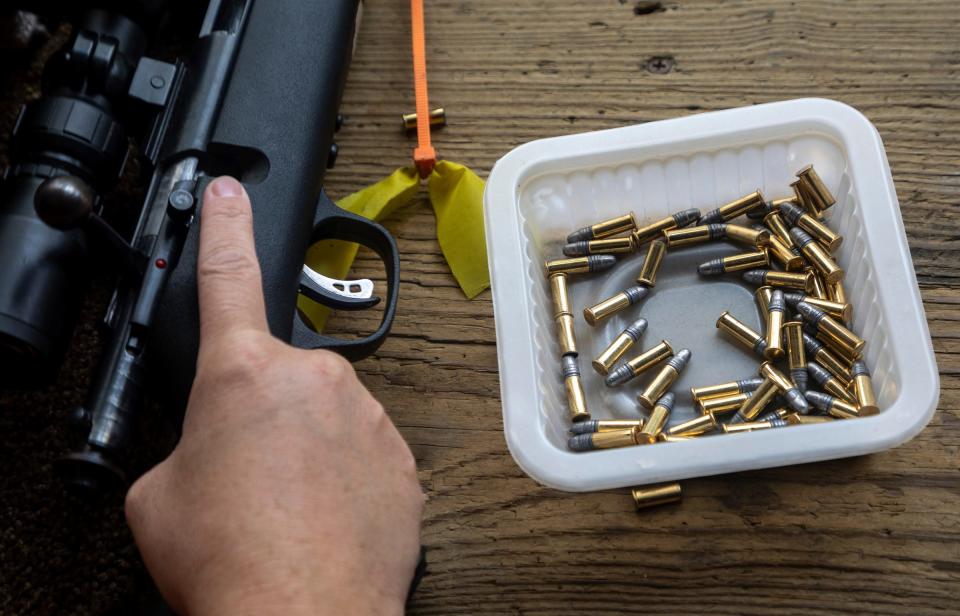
{"left": 209, "top": 176, "right": 244, "bottom": 198}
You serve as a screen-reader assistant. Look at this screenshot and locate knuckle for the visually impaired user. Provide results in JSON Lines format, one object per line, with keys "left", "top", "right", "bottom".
{"left": 197, "top": 245, "right": 260, "bottom": 281}
{"left": 311, "top": 350, "right": 356, "bottom": 385}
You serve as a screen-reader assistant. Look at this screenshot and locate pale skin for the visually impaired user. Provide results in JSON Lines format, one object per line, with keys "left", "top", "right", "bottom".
{"left": 124, "top": 176, "right": 424, "bottom": 616}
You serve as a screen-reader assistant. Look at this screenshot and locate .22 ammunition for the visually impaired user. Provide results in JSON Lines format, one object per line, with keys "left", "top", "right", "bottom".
{"left": 592, "top": 317, "right": 648, "bottom": 376}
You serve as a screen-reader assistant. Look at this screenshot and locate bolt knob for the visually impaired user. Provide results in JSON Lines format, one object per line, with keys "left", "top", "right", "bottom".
{"left": 34, "top": 175, "right": 95, "bottom": 230}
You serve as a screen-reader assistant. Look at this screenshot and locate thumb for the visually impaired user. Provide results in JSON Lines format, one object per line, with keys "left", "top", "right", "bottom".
{"left": 196, "top": 176, "right": 268, "bottom": 347}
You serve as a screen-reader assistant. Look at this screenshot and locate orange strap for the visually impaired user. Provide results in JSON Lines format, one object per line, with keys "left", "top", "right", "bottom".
{"left": 410, "top": 0, "right": 436, "bottom": 177}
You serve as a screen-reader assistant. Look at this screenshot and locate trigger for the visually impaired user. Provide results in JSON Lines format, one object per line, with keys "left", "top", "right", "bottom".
{"left": 298, "top": 265, "right": 381, "bottom": 311}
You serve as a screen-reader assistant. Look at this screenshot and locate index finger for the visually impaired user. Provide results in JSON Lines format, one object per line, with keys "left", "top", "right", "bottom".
{"left": 196, "top": 176, "right": 269, "bottom": 345}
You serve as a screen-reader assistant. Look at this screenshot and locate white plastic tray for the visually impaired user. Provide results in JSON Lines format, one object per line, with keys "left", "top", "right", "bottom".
{"left": 483, "top": 98, "right": 939, "bottom": 492}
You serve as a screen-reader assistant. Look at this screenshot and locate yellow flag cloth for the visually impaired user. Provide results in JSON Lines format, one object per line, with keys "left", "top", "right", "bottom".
{"left": 429, "top": 160, "right": 489, "bottom": 299}
{"left": 298, "top": 162, "right": 489, "bottom": 332}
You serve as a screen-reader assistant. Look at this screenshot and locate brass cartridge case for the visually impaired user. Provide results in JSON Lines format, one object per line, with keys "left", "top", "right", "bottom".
{"left": 636, "top": 393, "right": 675, "bottom": 444}
{"left": 698, "top": 249, "right": 769, "bottom": 276}
{"left": 851, "top": 360, "right": 879, "bottom": 416}
{"left": 605, "top": 340, "right": 674, "bottom": 387}
{"left": 742, "top": 269, "right": 815, "bottom": 293}
{"left": 725, "top": 224, "right": 770, "bottom": 248}
{"left": 592, "top": 317, "right": 648, "bottom": 376}
{"left": 817, "top": 330, "right": 861, "bottom": 362}
{"left": 659, "top": 433, "right": 695, "bottom": 443}
{"left": 666, "top": 413, "right": 718, "bottom": 437}
{"left": 636, "top": 239, "right": 667, "bottom": 286}
{"left": 566, "top": 212, "right": 638, "bottom": 243}
{"left": 755, "top": 286, "right": 773, "bottom": 326}
{"left": 570, "top": 419, "right": 644, "bottom": 435}
{"left": 545, "top": 255, "right": 617, "bottom": 276}
{"left": 550, "top": 273, "right": 577, "bottom": 355}
{"left": 807, "top": 362, "right": 856, "bottom": 404}
{"left": 663, "top": 223, "right": 725, "bottom": 248}
{"left": 691, "top": 377, "right": 764, "bottom": 402}
{"left": 782, "top": 293, "right": 851, "bottom": 322}
{"left": 784, "top": 321, "right": 808, "bottom": 392}
{"left": 699, "top": 391, "right": 752, "bottom": 416}
{"left": 730, "top": 377, "right": 779, "bottom": 423}
{"left": 804, "top": 390, "right": 859, "bottom": 420}
{"left": 760, "top": 361, "right": 810, "bottom": 414}
{"left": 758, "top": 407, "right": 791, "bottom": 422}
{"left": 782, "top": 202, "right": 842, "bottom": 252}
{"left": 563, "top": 235, "right": 637, "bottom": 257}
{"left": 797, "top": 302, "right": 865, "bottom": 356}
{"left": 698, "top": 190, "right": 766, "bottom": 224}
{"left": 764, "top": 290, "right": 787, "bottom": 360}
{"left": 828, "top": 279, "right": 848, "bottom": 305}
{"left": 562, "top": 355, "right": 590, "bottom": 422}
{"left": 786, "top": 413, "right": 834, "bottom": 425}
{"left": 791, "top": 178, "right": 823, "bottom": 219}
{"left": 716, "top": 311, "right": 767, "bottom": 357}
{"left": 632, "top": 483, "right": 682, "bottom": 510}
{"left": 796, "top": 165, "right": 836, "bottom": 213}
{"left": 567, "top": 427, "right": 639, "bottom": 451}
{"left": 766, "top": 235, "right": 805, "bottom": 271}
{"left": 807, "top": 268, "right": 828, "bottom": 300}
{"left": 791, "top": 227, "right": 843, "bottom": 283}
{"left": 763, "top": 211, "right": 794, "bottom": 246}
{"left": 584, "top": 285, "right": 649, "bottom": 326}
{"left": 748, "top": 196, "right": 798, "bottom": 220}
{"left": 632, "top": 208, "right": 701, "bottom": 246}
{"left": 402, "top": 107, "right": 447, "bottom": 130}
{"left": 722, "top": 418, "right": 788, "bottom": 434}
{"left": 803, "top": 333, "right": 854, "bottom": 382}
{"left": 637, "top": 349, "right": 692, "bottom": 409}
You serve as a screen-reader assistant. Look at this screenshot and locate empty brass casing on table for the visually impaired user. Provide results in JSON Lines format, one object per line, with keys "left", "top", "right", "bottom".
{"left": 796, "top": 165, "right": 836, "bottom": 213}
{"left": 725, "top": 224, "right": 770, "bottom": 248}
{"left": 584, "top": 285, "right": 649, "bottom": 326}
{"left": 637, "top": 349, "right": 692, "bottom": 409}
{"left": 784, "top": 321, "right": 808, "bottom": 392}
{"left": 605, "top": 340, "right": 674, "bottom": 387}
{"left": 851, "top": 360, "right": 879, "bottom": 416}
{"left": 766, "top": 235, "right": 805, "bottom": 271}
{"left": 635, "top": 239, "right": 667, "bottom": 286}
{"left": 764, "top": 290, "right": 787, "bottom": 360}
{"left": 697, "top": 249, "right": 769, "bottom": 276}
{"left": 722, "top": 418, "right": 788, "bottom": 434}
{"left": 781, "top": 202, "right": 842, "bottom": 252}
{"left": 730, "top": 377, "right": 779, "bottom": 424}
{"left": 742, "top": 269, "right": 815, "bottom": 293}
{"left": 716, "top": 310, "right": 767, "bottom": 357}
{"left": 562, "top": 355, "right": 591, "bottom": 422}
{"left": 699, "top": 391, "right": 752, "bottom": 416}
{"left": 803, "top": 333, "right": 854, "bottom": 382}
{"left": 791, "top": 178, "right": 824, "bottom": 219}
{"left": 791, "top": 227, "right": 843, "bottom": 284}
{"left": 545, "top": 255, "right": 618, "bottom": 276}
{"left": 663, "top": 223, "right": 726, "bottom": 248}
{"left": 632, "top": 208, "right": 701, "bottom": 246}
{"left": 592, "top": 317, "right": 648, "bottom": 376}
{"left": 797, "top": 301, "right": 865, "bottom": 357}
{"left": 563, "top": 235, "right": 637, "bottom": 257}
{"left": 760, "top": 361, "right": 810, "bottom": 414}
{"left": 402, "top": 107, "right": 447, "bottom": 130}
{"left": 698, "top": 190, "right": 766, "bottom": 224}
{"left": 566, "top": 212, "right": 638, "bottom": 243}
{"left": 764, "top": 211, "right": 794, "bottom": 246}
{"left": 569, "top": 419, "right": 645, "bottom": 435}
{"left": 550, "top": 273, "right": 577, "bottom": 356}
{"left": 804, "top": 390, "right": 859, "bottom": 420}
{"left": 691, "top": 377, "right": 765, "bottom": 402}
{"left": 755, "top": 286, "right": 773, "bottom": 326}
{"left": 807, "top": 362, "right": 857, "bottom": 404}
{"left": 783, "top": 292, "right": 852, "bottom": 322}
{"left": 567, "top": 427, "right": 639, "bottom": 451}
{"left": 828, "top": 279, "right": 848, "bottom": 305}
{"left": 632, "top": 483, "right": 682, "bottom": 510}
{"left": 636, "top": 392, "right": 675, "bottom": 444}
{"left": 666, "top": 413, "right": 717, "bottom": 437}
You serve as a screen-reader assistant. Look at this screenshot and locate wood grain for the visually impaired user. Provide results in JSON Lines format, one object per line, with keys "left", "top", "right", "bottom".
{"left": 326, "top": 1, "right": 960, "bottom": 614}
{"left": 0, "top": 0, "right": 957, "bottom": 614}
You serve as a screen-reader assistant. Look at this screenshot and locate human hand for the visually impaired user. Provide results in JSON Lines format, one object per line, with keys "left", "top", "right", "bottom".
{"left": 125, "top": 176, "right": 423, "bottom": 616}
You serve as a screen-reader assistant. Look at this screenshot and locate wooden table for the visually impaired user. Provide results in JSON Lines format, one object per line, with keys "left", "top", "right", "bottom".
{"left": 331, "top": 1, "right": 959, "bottom": 614}
{"left": 1, "top": 1, "right": 957, "bottom": 614}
